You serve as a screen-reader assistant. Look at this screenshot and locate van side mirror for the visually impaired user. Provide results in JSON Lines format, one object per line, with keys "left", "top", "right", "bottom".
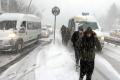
{"left": 19, "top": 27, "right": 25, "bottom": 33}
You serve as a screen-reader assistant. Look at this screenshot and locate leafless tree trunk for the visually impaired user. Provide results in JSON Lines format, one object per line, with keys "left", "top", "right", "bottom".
{"left": 1, "top": 0, "right": 42, "bottom": 18}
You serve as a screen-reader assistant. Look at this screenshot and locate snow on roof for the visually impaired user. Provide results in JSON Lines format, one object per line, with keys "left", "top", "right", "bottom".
{"left": 0, "top": 13, "right": 41, "bottom": 21}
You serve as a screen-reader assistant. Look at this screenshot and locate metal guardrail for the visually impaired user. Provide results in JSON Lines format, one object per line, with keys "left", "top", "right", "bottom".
{"left": 104, "top": 36, "right": 120, "bottom": 45}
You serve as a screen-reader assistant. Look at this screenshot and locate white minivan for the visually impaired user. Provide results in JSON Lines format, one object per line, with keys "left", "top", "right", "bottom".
{"left": 0, "top": 13, "right": 41, "bottom": 52}
{"left": 68, "top": 15, "right": 104, "bottom": 47}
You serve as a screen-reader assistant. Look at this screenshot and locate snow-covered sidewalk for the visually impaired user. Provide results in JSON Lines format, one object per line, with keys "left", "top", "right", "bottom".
{"left": 35, "top": 43, "right": 78, "bottom": 80}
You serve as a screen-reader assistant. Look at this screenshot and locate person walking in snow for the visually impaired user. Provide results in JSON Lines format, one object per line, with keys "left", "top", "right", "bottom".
{"left": 61, "top": 25, "right": 67, "bottom": 45}
{"left": 64, "top": 27, "right": 71, "bottom": 46}
{"left": 77, "top": 27, "right": 102, "bottom": 80}
{"left": 71, "top": 26, "right": 84, "bottom": 70}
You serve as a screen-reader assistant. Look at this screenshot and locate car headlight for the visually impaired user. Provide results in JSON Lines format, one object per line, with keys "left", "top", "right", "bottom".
{"left": 8, "top": 33, "right": 16, "bottom": 38}
{"left": 44, "top": 32, "right": 48, "bottom": 35}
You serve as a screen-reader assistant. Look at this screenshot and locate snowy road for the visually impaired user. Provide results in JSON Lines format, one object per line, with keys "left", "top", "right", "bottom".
{"left": 102, "top": 43, "right": 120, "bottom": 74}
{"left": 92, "top": 42, "right": 120, "bottom": 80}
{"left": 0, "top": 38, "right": 52, "bottom": 74}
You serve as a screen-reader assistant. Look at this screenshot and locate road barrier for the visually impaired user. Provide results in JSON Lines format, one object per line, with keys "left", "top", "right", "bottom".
{"left": 104, "top": 36, "right": 120, "bottom": 45}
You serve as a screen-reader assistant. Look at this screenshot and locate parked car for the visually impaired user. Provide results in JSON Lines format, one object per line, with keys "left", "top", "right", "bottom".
{"left": 110, "top": 29, "right": 120, "bottom": 38}
{"left": 41, "top": 27, "right": 49, "bottom": 38}
{"left": 46, "top": 25, "right": 53, "bottom": 34}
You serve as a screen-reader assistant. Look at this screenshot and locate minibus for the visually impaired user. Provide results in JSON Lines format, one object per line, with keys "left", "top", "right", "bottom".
{"left": 0, "top": 13, "right": 41, "bottom": 52}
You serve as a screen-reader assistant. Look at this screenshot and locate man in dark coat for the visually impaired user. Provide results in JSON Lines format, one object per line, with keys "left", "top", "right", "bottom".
{"left": 64, "top": 28, "right": 71, "bottom": 46}
{"left": 77, "top": 27, "right": 102, "bottom": 80}
{"left": 61, "top": 25, "right": 67, "bottom": 45}
{"left": 71, "top": 26, "right": 84, "bottom": 69}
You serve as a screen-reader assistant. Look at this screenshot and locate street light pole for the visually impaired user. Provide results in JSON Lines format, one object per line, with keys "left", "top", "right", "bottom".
{"left": 27, "top": 0, "right": 32, "bottom": 13}
{"left": 54, "top": 15, "right": 56, "bottom": 44}
{"left": 7, "top": 0, "right": 9, "bottom": 12}
{"left": 0, "top": 0, "right": 1, "bottom": 11}
{"left": 52, "top": 6, "right": 60, "bottom": 44}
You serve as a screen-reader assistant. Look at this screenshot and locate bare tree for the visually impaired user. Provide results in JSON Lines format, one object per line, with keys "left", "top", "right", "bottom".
{"left": 1, "top": 0, "right": 42, "bottom": 18}
{"left": 100, "top": 3, "right": 120, "bottom": 31}
{"left": 16, "top": 0, "right": 42, "bottom": 17}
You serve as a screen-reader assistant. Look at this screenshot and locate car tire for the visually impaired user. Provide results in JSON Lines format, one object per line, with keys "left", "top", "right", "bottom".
{"left": 15, "top": 40, "right": 23, "bottom": 53}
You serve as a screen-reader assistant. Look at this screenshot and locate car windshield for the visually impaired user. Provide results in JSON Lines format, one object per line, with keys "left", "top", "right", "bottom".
{"left": 0, "top": 21, "right": 17, "bottom": 30}
{"left": 77, "top": 21, "right": 98, "bottom": 30}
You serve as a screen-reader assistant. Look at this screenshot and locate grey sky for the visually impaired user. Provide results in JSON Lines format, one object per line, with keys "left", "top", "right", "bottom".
{"left": 31, "top": 0, "right": 120, "bottom": 27}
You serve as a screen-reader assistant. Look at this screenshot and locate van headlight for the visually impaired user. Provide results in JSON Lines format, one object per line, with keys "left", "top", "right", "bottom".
{"left": 101, "top": 36, "right": 104, "bottom": 41}
{"left": 8, "top": 33, "right": 16, "bottom": 38}
{"left": 44, "top": 32, "right": 48, "bottom": 36}
{"left": 98, "top": 36, "right": 104, "bottom": 41}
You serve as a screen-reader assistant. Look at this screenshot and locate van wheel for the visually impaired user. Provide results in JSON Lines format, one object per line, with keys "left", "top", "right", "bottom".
{"left": 15, "top": 41, "right": 23, "bottom": 53}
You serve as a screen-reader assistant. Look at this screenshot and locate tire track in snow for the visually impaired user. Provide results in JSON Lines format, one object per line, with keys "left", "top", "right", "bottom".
{"left": 95, "top": 55, "right": 120, "bottom": 80}
{"left": 0, "top": 40, "right": 51, "bottom": 74}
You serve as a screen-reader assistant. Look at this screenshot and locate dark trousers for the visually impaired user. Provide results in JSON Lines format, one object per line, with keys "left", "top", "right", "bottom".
{"left": 74, "top": 46, "right": 80, "bottom": 65}
{"left": 62, "top": 36, "right": 66, "bottom": 45}
{"left": 79, "top": 59, "right": 94, "bottom": 80}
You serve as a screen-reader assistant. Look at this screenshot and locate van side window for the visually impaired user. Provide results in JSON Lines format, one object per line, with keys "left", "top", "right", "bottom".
{"left": 27, "top": 22, "right": 33, "bottom": 30}
{"left": 33, "top": 22, "right": 41, "bottom": 29}
{"left": 27, "top": 22, "right": 41, "bottom": 30}
{"left": 38, "top": 22, "right": 41, "bottom": 29}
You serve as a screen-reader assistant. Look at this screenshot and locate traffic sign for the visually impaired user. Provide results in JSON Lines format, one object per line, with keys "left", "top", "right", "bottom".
{"left": 52, "top": 6, "right": 60, "bottom": 16}
{"left": 52, "top": 6, "right": 60, "bottom": 44}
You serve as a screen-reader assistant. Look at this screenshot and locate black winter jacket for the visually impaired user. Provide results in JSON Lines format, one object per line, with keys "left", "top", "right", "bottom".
{"left": 71, "top": 31, "right": 80, "bottom": 46}
{"left": 77, "top": 31, "right": 102, "bottom": 60}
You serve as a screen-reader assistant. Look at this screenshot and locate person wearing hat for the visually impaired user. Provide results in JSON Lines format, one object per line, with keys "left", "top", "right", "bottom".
{"left": 71, "top": 26, "right": 84, "bottom": 70}
{"left": 77, "top": 27, "right": 102, "bottom": 80}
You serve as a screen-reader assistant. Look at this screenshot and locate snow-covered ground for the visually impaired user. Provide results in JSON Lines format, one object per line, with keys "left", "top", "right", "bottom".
{"left": 0, "top": 53, "right": 20, "bottom": 67}
{"left": 0, "top": 32, "right": 120, "bottom": 80}
{"left": 103, "top": 43, "right": 120, "bottom": 61}
{"left": 0, "top": 41, "right": 49, "bottom": 80}
{"left": 103, "top": 32, "right": 110, "bottom": 37}
{"left": 35, "top": 43, "right": 78, "bottom": 80}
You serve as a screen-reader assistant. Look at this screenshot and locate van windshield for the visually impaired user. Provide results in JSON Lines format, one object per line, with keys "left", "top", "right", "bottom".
{"left": 0, "top": 21, "right": 17, "bottom": 30}
{"left": 77, "top": 21, "right": 98, "bottom": 30}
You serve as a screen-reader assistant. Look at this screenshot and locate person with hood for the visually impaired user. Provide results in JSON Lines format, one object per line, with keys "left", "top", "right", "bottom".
{"left": 61, "top": 25, "right": 67, "bottom": 45}
{"left": 64, "top": 27, "right": 71, "bottom": 46}
{"left": 71, "top": 26, "right": 84, "bottom": 69}
{"left": 77, "top": 27, "right": 102, "bottom": 80}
